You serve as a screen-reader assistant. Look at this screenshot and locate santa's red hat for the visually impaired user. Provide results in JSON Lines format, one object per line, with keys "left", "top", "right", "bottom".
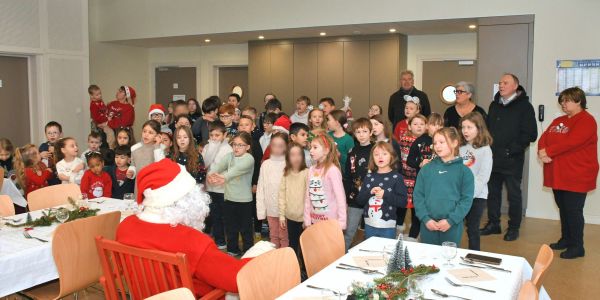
{"left": 123, "top": 86, "right": 136, "bottom": 105}
{"left": 148, "top": 104, "right": 166, "bottom": 119}
{"left": 272, "top": 115, "right": 291, "bottom": 134}
{"left": 136, "top": 159, "right": 196, "bottom": 207}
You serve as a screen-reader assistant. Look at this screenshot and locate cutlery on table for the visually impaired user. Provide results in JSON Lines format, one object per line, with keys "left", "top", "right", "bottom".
{"left": 445, "top": 277, "right": 496, "bottom": 293}
{"left": 306, "top": 284, "right": 345, "bottom": 296}
{"left": 338, "top": 263, "right": 385, "bottom": 275}
{"left": 358, "top": 249, "right": 385, "bottom": 253}
{"left": 460, "top": 257, "right": 511, "bottom": 272}
{"left": 23, "top": 231, "right": 48, "bottom": 243}
{"left": 431, "top": 288, "right": 472, "bottom": 300}
{"left": 336, "top": 266, "right": 380, "bottom": 274}
{"left": 89, "top": 199, "right": 106, "bottom": 204}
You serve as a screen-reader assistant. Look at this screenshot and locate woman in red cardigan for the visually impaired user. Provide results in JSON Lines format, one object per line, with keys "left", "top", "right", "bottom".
{"left": 538, "top": 87, "right": 598, "bottom": 259}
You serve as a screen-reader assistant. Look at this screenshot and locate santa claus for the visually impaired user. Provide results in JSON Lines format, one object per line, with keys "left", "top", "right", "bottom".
{"left": 116, "top": 159, "right": 274, "bottom": 298}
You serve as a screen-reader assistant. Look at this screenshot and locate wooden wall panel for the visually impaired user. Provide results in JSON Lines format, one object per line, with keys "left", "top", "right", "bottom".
{"left": 248, "top": 43, "right": 271, "bottom": 109}
{"left": 317, "top": 42, "right": 344, "bottom": 103}
{"left": 369, "top": 39, "right": 399, "bottom": 117}
{"left": 293, "top": 43, "right": 318, "bottom": 106}
{"left": 343, "top": 40, "right": 370, "bottom": 119}
{"left": 269, "top": 43, "right": 294, "bottom": 112}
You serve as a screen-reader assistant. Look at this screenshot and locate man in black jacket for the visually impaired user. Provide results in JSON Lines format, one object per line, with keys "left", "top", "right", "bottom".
{"left": 387, "top": 70, "right": 431, "bottom": 127}
{"left": 481, "top": 73, "right": 537, "bottom": 241}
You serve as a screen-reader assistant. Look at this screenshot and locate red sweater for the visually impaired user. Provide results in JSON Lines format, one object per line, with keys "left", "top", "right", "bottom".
{"left": 116, "top": 216, "right": 250, "bottom": 297}
{"left": 80, "top": 170, "right": 112, "bottom": 199}
{"left": 538, "top": 110, "right": 598, "bottom": 193}
{"left": 107, "top": 100, "right": 135, "bottom": 129}
{"left": 24, "top": 163, "right": 53, "bottom": 196}
{"left": 393, "top": 120, "right": 409, "bottom": 141}
{"left": 90, "top": 100, "right": 108, "bottom": 125}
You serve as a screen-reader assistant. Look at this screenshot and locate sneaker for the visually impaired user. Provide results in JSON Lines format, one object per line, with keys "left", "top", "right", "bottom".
{"left": 503, "top": 229, "right": 519, "bottom": 241}
{"left": 217, "top": 244, "right": 227, "bottom": 250}
{"left": 480, "top": 223, "right": 502, "bottom": 235}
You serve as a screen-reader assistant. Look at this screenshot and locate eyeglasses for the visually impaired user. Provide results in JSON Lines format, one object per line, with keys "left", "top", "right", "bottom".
{"left": 219, "top": 114, "right": 232, "bottom": 119}
{"left": 454, "top": 90, "right": 468, "bottom": 95}
{"left": 232, "top": 143, "right": 248, "bottom": 148}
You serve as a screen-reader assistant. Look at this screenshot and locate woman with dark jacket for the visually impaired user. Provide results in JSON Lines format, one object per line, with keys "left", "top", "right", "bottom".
{"left": 538, "top": 87, "right": 598, "bottom": 259}
{"left": 444, "top": 81, "right": 487, "bottom": 129}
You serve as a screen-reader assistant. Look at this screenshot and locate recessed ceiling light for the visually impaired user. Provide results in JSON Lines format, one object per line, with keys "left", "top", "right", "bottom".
{"left": 468, "top": 24, "right": 477, "bottom": 29}
{"left": 204, "top": 39, "right": 211, "bottom": 42}
{"left": 258, "top": 35, "right": 265, "bottom": 40}
{"left": 389, "top": 28, "right": 397, "bottom": 33}
{"left": 319, "top": 32, "right": 327, "bottom": 36}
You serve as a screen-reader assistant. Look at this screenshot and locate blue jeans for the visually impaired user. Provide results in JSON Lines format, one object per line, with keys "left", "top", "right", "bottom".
{"left": 343, "top": 207, "right": 364, "bottom": 250}
{"left": 364, "top": 224, "right": 396, "bottom": 239}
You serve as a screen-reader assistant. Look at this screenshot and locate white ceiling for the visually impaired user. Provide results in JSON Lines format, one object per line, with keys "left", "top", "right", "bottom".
{"left": 107, "top": 18, "right": 479, "bottom": 48}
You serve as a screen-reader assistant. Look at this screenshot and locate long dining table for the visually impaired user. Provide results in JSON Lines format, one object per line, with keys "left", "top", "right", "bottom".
{"left": 278, "top": 236, "right": 551, "bottom": 300}
{"left": 0, "top": 197, "right": 133, "bottom": 297}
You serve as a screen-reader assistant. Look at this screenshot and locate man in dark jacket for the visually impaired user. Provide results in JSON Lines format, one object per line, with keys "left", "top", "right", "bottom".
{"left": 481, "top": 73, "right": 537, "bottom": 241}
{"left": 388, "top": 70, "right": 431, "bottom": 127}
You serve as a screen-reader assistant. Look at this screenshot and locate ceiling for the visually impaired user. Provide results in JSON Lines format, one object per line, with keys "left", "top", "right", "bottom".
{"left": 107, "top": 18, "right": 479, "bottom": 48}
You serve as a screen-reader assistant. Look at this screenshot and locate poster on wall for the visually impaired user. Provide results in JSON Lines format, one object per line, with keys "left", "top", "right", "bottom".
{"left": 172, "top": 95, "right": 186, "bottom": 101}
{"left": 556, "top": 59, "right": 600, "bottom": 96}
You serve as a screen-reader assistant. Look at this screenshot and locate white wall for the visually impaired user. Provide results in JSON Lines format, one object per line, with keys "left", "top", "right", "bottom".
{"left": 148, "top": 44, "right": 248, "bottom": 102}
{"left": 89, "top": 0, "right": 600, "bottom": 223}
{"left": 0, "top": 0, "right": 89, "bottom": 144}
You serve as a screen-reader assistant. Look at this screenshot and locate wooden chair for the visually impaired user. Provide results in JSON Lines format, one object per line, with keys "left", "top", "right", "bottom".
{"left": 531, "top": 244, "right": 554, "bottom": 291}
{"left": 145, "top": 288, "right": 195, "bottom": 300}
{"left": 300, "top": 219, "right": 344, "bottom": 277}
{"left": 518, "top": 280, "right": 539, "bottom": 300}
{"left": 237, "top": 247, "right": 300, "bottom": 299}
{"left": 95, "top": 237, "right": 226, "bottom": 300}
{"left": 0, "top": 195, "right": 15, "bottom": 216}
{"left": 0, "top": 168, "right": 5, "bottom": 191}
{"left": 27, "top": 183, "right": 81, "bottom": 211}
{"left": 22, "top": 211, "right": 121, "bottom": 299}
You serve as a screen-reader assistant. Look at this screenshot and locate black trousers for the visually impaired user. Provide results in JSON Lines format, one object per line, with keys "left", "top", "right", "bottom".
{"left": 486, "top": 172, "right": 523, "bottom": 230}
{"left": 287, "top": 219, "right": 304, "bottom": 260}
{"left": 465, "top": 198, "right": 486, "bottom": 250}
{"left": 223, "top": 200, "right": 254, "bottom": 253}
{"left": 397, "top": 207, "right": 407, "bottom": 226}
{"left": 251, "top": 193, "right": 262, "bottom": 234}
{"left": 408, "top": 208, "right": 420, "bottom": 238}
{"left": 208, "top": 192, "right": 226, "bottom": 246}
{"left": 553, "top": 189, "right": 587, "bottom": 250}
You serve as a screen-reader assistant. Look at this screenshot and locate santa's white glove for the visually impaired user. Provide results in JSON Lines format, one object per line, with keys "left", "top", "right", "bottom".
{"left": 241, "top": 241, "right": 276, "bottom": 259}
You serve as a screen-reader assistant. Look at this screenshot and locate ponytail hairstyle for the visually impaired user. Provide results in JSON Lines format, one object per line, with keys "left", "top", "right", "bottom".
{"left": 311, "top": 133, "right": 340, "bottom": 172}
{"left": 433, "top": 127, "right": 462, "bottom": 157}
{"left": 13, "top": 144, "right": 40, "bottom": 188}
{"left": 328, "top": 109, "right": 349, "bottom": 132}
{"left": 172, "top": 126, "right": 200, "bottom": 175}
{"left": 54, "top": 137, "right": 76, "bottom": 164}
{"left": 114, "top": 127, "right": 135, "bottom": 149}
{"left": 459, "top": 111, "right": 493, "bottom": 148}
{"left": 367, "top": 141, "right": 399, "bottom": 172}
{"left": 370, "top": 114, "right": 394, "bottom": 142}
{"left": 284, "top": 142, "right": 307, "bottom": 176}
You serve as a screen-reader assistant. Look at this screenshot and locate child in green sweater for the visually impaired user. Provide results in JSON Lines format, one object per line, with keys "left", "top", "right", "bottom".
{"left": 207, "top": 132, "right": 255, "bottom": 256}
{"left": 413, "top": 127, "right": 474, "bottom": 246}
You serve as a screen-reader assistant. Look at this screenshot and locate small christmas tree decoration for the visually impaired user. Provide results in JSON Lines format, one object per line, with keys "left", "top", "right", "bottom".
{"left": 387, "top": 234, "right": 406, "bottom": 274}
{"left": 404, "top": 246, "right": 413, "bottom": 269}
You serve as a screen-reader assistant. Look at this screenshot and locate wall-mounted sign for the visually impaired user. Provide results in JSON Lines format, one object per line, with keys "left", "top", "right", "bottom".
{"left": 173, "top": 95, "right": 186, "bottom": 101}
{"left": 556, "top": 59, "right": 600, "bottom": 96}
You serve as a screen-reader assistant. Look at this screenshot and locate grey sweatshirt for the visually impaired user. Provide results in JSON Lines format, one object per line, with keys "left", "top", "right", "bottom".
{"left": 459, "top": 144, "right": 493, "bottom": 199}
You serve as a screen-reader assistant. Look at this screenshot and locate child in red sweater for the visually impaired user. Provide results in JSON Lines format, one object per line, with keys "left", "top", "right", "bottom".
{"left": 107, "top": 85, "right": 136, "bottom": 134}
{"left": 13, "top": 144, "right": 53, "bottom": 197}
{"left": 88, "top": 84, "right": 116, "bottom": 149}
{"left": 393, "top": 96, "right": 421, "bottom": 141}
{"left": 80, "top": 152, "right": 112, "bottom": 199}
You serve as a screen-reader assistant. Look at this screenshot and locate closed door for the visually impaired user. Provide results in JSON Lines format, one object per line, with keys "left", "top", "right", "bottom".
{"left": 155, "top": 67, "right": 197, "bottom": 108}
{"left": 421, "top": 60, "right": 477, "bottom": 116}
{"left": 219, "top": 66, "right": 248, "bottom": 107}
{"left": 0, "top": 56, "right": 30, "bottom": 146}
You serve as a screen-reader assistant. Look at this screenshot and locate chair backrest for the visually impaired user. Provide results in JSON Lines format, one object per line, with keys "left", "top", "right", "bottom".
{"left": 531, "top": 244, "right": 553, "bottom": 291}
{"left": 144, "top": 288, "right": 195, "bottom": 300}
{"left": 0, "top": 195, "right": 15, "bottom": 216}
{"left": 27, "top": 183, "right": 81, "bottom": 211}
{"left": 0, "top": 169, "right": 5, "bottom": 191}
{"left": 95, "top": 236, "right": 196, "bottom": 300}
{"left": 52, "top": 211, "right": 121, "bottom": 299}
{"left": 518, "top": 280, "right": 539, "bottom": 300}
{"left": 300, "top": 219, "right": 344, "bottom": 277}
{"left": 237, "top": 247, "right": 300, "bottom": 300}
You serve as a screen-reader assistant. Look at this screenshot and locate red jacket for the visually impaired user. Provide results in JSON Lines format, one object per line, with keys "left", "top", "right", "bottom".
{"left": 90, "top": 100, "right": 108, "bottom": 125}
{"left": 24, "top": 163, "right": 53, "bottom": 196}
{"left": 116, "top": 216, "right": 250, "bottom": 297}
{"left": 80, "top": 170, "right": 112, "bottom": 199}
{"left": 538, "top": 110, "right": 598, "bottom": 193}
{"left": 107, "top": 100, "right": 135, "bottom": 129}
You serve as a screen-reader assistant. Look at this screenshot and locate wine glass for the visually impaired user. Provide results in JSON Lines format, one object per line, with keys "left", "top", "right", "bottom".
{"left": 441, "top": 241, "right": 457, "bottom": 266}
{"left": 123, "top": 193, "right": 135, "bottom": 201}
{"left": 55, "top": 208, "right": 70, "bottom": 224}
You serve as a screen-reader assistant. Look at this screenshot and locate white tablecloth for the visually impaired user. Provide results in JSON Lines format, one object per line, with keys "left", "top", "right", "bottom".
{"left": 0, "top": 198, "right": 133, "bottom": 297}
{"left": 278, "top": 237, "right": 551, "bottom": 300}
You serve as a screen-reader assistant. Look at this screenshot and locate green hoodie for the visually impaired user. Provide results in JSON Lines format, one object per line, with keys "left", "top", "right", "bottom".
{"left": 413, "top": 156, "right": 474, "bottom": 226}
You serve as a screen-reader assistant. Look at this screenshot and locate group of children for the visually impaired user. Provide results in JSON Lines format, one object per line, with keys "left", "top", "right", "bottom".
{"left": 0, "top": 84, "right": 494, "bottom": 258}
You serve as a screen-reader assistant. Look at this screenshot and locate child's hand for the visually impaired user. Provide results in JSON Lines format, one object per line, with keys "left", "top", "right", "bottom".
{"left": 425, "top": 220, "right": 439, "bottom": 231}
{"left": 40, "top": 151, "right": 50, "bottom": 159}
{"left": 436, "top": 219, "right": 451, "bottom": 232}
{"left": 370, "top": 187, "right": 384, "bottom": 198}
{"left": 420, "top": 159, "right": 431, "bottom": 168}
{"left": 279, "top": 219, "right": 287, "bottom": 229}
{"left": 252, "top": 185, "right": 257, "bottom": 193}
{"left": 73, "top": 163, "right": 85, "bottom": 173}
{"left": 126, "top": 170, "right": 134, "bottom": 179}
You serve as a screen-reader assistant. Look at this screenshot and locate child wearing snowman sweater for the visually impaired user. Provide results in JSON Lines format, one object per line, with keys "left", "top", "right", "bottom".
{"left": 356, "top": 141, "right": 407, "bottom": 239}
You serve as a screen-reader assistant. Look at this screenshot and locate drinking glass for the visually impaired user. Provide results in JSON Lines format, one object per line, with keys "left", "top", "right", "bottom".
{"left": 441, "top": 241, "right": 457, "bottom": 266}
{"left": 407, "top": 274, "right": 428, "bottom": 299}
{"left": 123, "top": 193, "right": 135, "bottom": 201}
{"left": 55, "top": 208, "right": 70, "bottom": 224}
